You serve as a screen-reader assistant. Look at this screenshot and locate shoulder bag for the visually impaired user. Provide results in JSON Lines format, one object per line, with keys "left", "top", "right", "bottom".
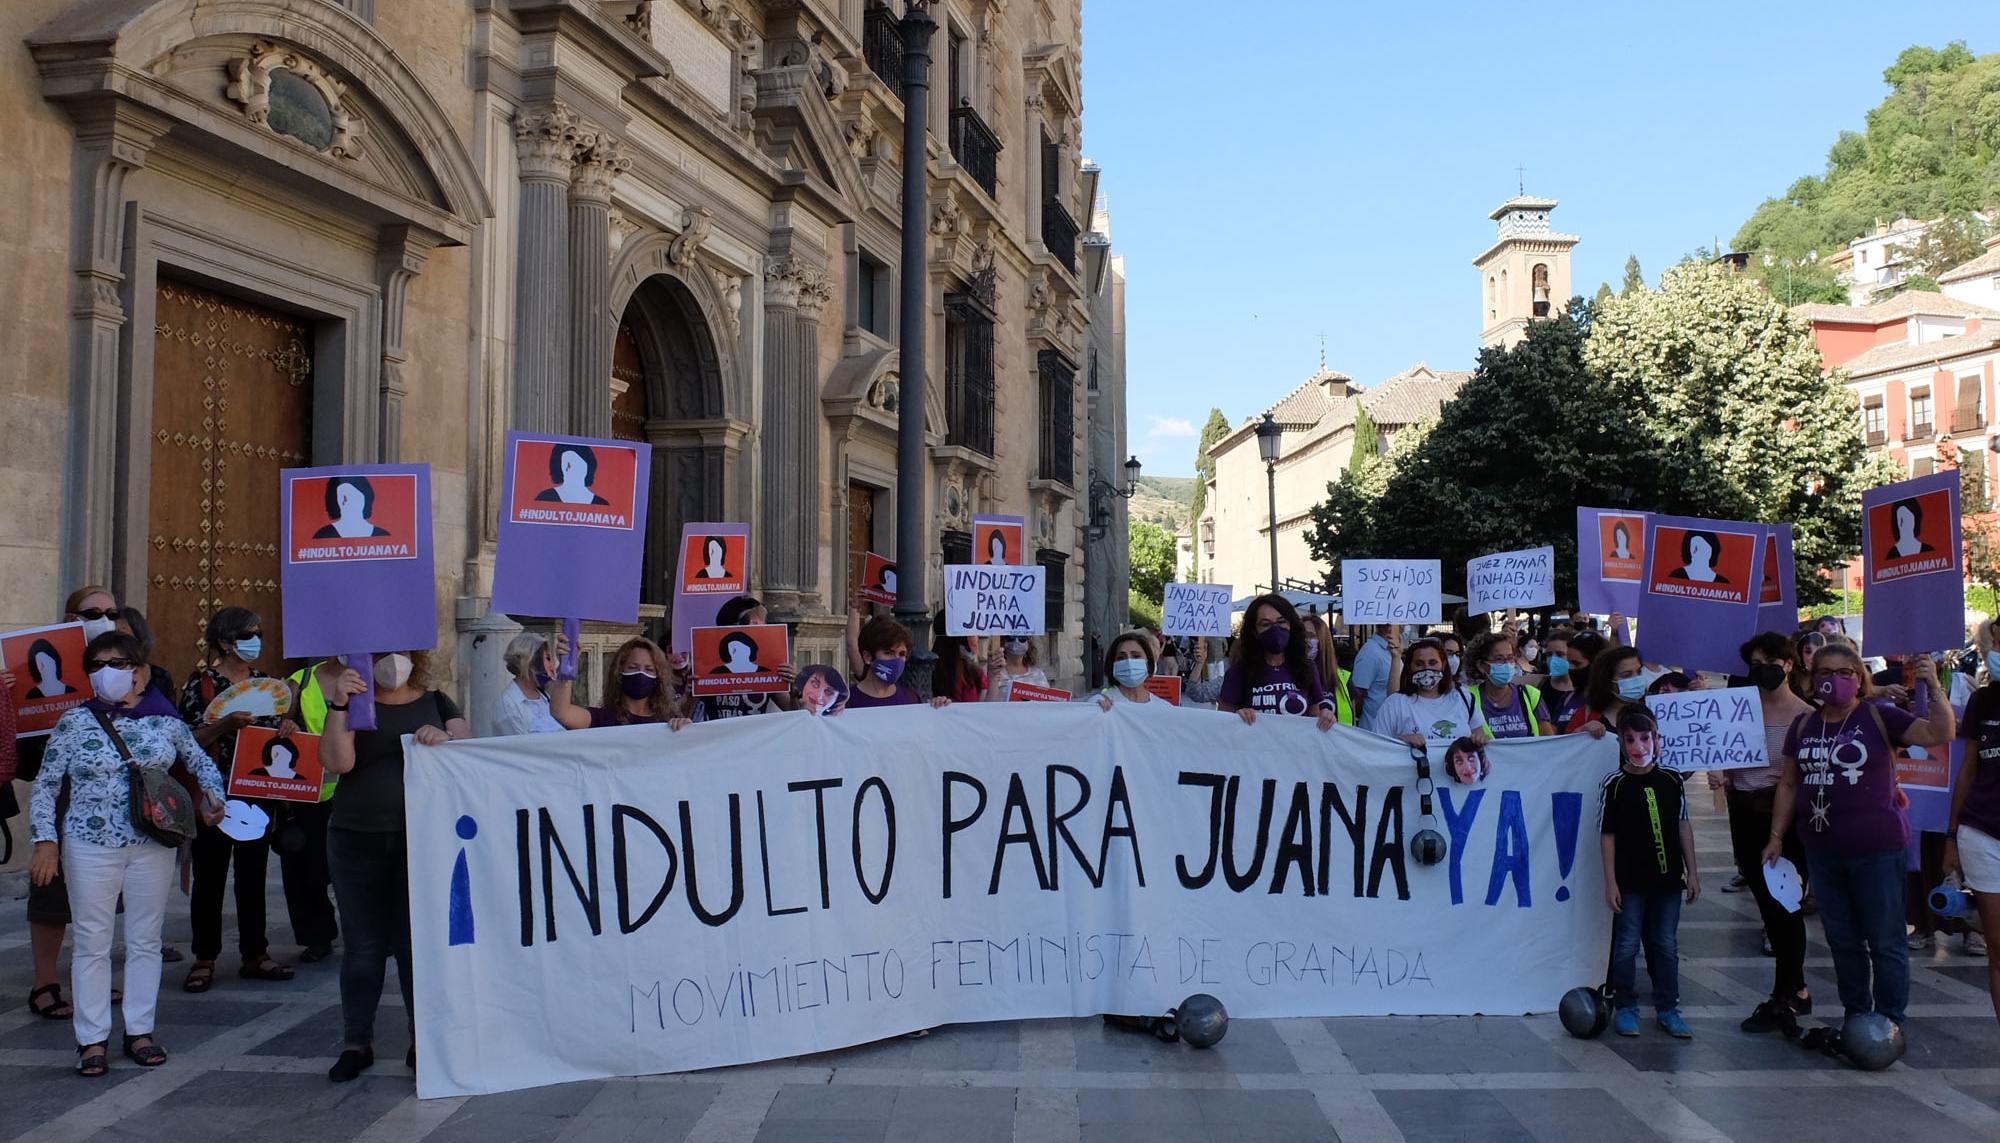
{"left": 93, "top": 709, "right": 198, "bottom": 848}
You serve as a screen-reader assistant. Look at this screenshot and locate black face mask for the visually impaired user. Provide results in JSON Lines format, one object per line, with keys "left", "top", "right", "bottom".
{"left": 1748, "top": 662, "right": 1788, "bottom": 693}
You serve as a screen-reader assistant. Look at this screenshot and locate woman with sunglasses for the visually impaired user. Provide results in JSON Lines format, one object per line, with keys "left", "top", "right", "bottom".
{"left": 176, "top": 607, "right": 298, "bottom": 993}
{"left": 28, "top": 632, "right": 226, "bottom": 1076}
{"left": 1764, "top": 644, "right": 1954, "bottom": 1037}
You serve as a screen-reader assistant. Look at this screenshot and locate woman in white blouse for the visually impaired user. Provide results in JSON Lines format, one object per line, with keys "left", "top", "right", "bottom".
{"left": 28, "top": 632, "right": 224, "bottom": 1077}
{"left": 492, "top": 632, "right": 566, "bottom": 736}
{"left": 1096, "top": 632, "right": 1170, "bottom": 709}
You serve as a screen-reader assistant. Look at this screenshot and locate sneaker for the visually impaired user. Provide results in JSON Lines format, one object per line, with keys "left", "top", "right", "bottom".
{"left": 1788, "top": 991, "right": 1813, "bottom": 1016}
{"left": 1721, "top": 874, "right": 1747, "bottom": 893}
{"left": 1907, "top": 931, "right": 1934, "bottom": 951}
{"left": 1966, "top": 931, "right": 1987, "bottom": 957}
{"left": 1613, "top": 1007, "right": 1641, "bottom": 1037}
{"left": 1740, "top": 999, "right": 1796, "bottom": 1035}
{"left": 1657, "top": 1009, "right": 1693, "bottom": 1039}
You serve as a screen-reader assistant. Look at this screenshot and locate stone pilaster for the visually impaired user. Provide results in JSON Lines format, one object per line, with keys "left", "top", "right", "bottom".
{"left": 568, "top": 133, "right": 626, "bottom": 437}
{"left": 376, "top": 225, "right": 434, "bottom": 461}
{"left": 512, "top": 103, "right": 578, "bottom": 435}
{"left": 757, "top": 260, "right": 830, "bottom": 613}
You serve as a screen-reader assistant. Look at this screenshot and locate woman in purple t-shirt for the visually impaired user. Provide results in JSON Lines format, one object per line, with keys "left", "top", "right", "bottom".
{"left": 1216, "top": 594, "right": 1337, "bottom": 733}
{"left": 1946, "top": 620, "right": 2000, "bottom": 1021}
{"left": 1764, "top": 644, "right": 1954, "bottom": 1031}
{"left": 847, "top": 616, "right": 952, "bottom": 709}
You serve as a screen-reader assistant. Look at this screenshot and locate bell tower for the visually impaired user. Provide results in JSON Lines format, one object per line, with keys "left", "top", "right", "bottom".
{"left": 1474, "top": 195, "right": 1579, "bottom": 349}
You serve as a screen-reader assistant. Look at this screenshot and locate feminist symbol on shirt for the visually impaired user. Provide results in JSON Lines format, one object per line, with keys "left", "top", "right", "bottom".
{"left": 1830, "top": 739, "right": 1868, "bottom": 786}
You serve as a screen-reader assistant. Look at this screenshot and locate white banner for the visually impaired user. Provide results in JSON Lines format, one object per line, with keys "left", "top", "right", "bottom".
{"left": 407, "top": 706, "right": 1617, "bottom": 1098}
{"left": 1466, "top": 546, "right": 1555, "bottom": 616}
{"left": 943, "top": 563, "right": 1046, "bottom": 635}
{"left": 1161, "top": 582, "right": 1234, "bottom": 638}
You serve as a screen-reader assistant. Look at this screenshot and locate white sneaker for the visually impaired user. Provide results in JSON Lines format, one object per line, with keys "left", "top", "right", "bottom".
{"left": 1906, "top": 932, "right": 1934, "bottom": 951}
{"left": 1967, "top": 931, "right": 1987, "bottom": 957}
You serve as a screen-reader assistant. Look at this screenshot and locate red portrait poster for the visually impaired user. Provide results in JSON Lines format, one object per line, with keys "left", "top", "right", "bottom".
{"left": 1141, "top": 675, "right": 1183, "bottom": 705}
{"left": 679, "top": 532, "right": 749, "bottom": 596}
{"left": 1866, "top": 488, "right": 1957, "bottom": 585}
{"left": 506, "top": 438, "right": 640, "bottom": 531}
{"left": 860, "top": 552, "right": 898, "bottom": 606}
{"left": 3, "top": 622, "right": 90, "bottom": 738}
{"left": 228, "top": 726, "right": 326, "bottom": 804}
{"left": 1598, "top": 513, "right": 1646, "bottom": 583}
{"left": 971, "top": 514, "right": 1026, "bottom": 567}
{"left": 1759, "top": 532, "right": 1783, "bottom": 605}
{"left": 690, "top": 624, "right": 790, "bottom": 696}
{"left": 1645, "top": 524, "right": 1757, "bottom": 605}
{"left": 286, "top": 472, "right": 420, "bottom": 564}
{"left": 1008, "top": 681, "right": 1072, "bottom": 702}
{"left": 1894, "top": 748, "right": 1951, "bottom": 793}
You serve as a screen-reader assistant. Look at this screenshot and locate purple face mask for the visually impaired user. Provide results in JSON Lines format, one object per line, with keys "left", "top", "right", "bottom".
{"left": 1258, "top": 625, "right": 1290, "bottom": 655}
{"left": 871, "top": 657, "right": 906, "bottom": 685}
{"left": 1814, "top": 673, "right": 1859, "bottom": 708}
{"left": 619, "top": 670, "right": 660, "bottom": 699}
{"left": 1305, "top": 639, "right": 1319, "bottom": 661}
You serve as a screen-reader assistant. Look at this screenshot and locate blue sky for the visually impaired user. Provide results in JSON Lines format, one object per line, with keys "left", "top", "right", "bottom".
{"left": 1082, "top": 2, "right": 1991, "bottom": 476}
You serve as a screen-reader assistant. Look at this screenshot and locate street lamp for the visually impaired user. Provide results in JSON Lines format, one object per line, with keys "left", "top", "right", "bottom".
{"left": 1086, "top": 455, "right": 1142, "bottom": 540}
{"left": 1256, "top": 413, "right": 1282, "bottom": 590}
{"left": 893, "top": 0, "right": 939, "bottom": 697}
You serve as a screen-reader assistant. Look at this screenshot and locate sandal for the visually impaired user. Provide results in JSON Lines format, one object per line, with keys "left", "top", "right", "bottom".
{"left": 30, "top": 983, "right": 73, "bottom": 1020}
{"left": 239, "top": 956, "right": 295, "bottom": 982}
{"left": 122, "top": 1033, "right": 167, "bottom": 1067}
{"left": 182, "top": 962, "right": 216, "bottom": 993}
{"left": 76, "top": 1042, "right": 109, "bottom": 1078}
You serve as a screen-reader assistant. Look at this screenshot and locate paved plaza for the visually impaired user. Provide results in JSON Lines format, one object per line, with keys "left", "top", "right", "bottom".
{"left": 3, "top": 795, "right": 1998, "bottom": 1143}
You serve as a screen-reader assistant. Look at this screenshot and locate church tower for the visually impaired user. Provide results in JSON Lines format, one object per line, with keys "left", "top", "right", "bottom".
{"left": 1474, "top": 195, "right": 1579, "bottom": 349}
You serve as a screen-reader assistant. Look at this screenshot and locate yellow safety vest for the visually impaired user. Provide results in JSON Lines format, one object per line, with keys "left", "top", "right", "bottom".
{"left": 1470, "top": 682, "right": 1545, "bottom": 738}
{"left": 287, "top": 663, "right": 339, "bottom": 801}
{"left": 1333, "top": 668, "right": 1356, "bottom": 726}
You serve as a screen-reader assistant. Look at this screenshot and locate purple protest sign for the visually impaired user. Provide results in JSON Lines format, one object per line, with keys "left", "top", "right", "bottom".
{"left": 1756, "top": 524, "right": 1796, "bottom": 635}
{"left": 1861, "top": 471, "right": 1963, "bottom": 658}
{"left": 1576, "top": 507, "right": 1647, "bottom": 615}
{"left": 1636, "top": 513, "right": 1766, "bottom": 674}
{"left": 344, "top": 652, "right": 376, "bottom": 732}
{"left": 671, "top": 522, "right": 750, "bottom": 653}
{"left": 490, "top": 433, "right": 652, "bottom": 623}
{"left": 280, "top": 464, "right": 436, "bottom": 659}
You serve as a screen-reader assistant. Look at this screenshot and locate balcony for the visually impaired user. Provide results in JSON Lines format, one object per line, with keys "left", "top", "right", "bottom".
{"left": 1955, "top": 409, "right": 1986, "bottom": 434}
{"left": 863, "top": 5, "right": 903, "bottom": 96}
{"left": 949, "top": 104, "right": 1001, "bottom": 199}
{"left": 1041, "top": 196, "right": 1079, "bottom": 274}
{"left": 1905, "top": 422, "right": 1935, "bottom": 441}
{"left": 1864, "top": 429, "right": 1886, "bottom": 447}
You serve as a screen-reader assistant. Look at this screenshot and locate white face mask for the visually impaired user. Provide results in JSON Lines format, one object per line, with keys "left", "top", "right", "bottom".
{"left": 374, "top": 653, "right": 413, "bottom": 690}
{"left": 80, "top": 615, "right": 116, "bottom": 642}
{"left": 89, "top": 665, "right": 134, "bottom": 703}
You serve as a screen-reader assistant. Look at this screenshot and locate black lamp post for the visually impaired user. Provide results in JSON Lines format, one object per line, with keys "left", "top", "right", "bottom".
{"left": 1256, "top": 413, "right": 1282, "bottom": 590}
{"left": 894, "top": 0, "right": 938, "bottom": 696}
{"left": 1086, "top": 455, "right": 1142, "bottom": 540}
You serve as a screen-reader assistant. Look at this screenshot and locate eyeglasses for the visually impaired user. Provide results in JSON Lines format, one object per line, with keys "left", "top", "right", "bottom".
{"left": 1811, "top": 667, "right": 1858, "bottom": 681}
{"left": 71, "top": 607, "right": 116, "bottom": 621}
{"left": 88, "top": 657, "right": 136, "bottom": 671}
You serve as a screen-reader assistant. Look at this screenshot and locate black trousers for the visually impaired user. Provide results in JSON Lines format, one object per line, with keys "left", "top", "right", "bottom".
{"left": 190, "top": 821, "right": 271, "bottom": 962}
{"left": 280, "top": 801, "right": 340, "bottom": 948}
{"left": 1726, "top": 787, "right": 1809, "bottom": 1001}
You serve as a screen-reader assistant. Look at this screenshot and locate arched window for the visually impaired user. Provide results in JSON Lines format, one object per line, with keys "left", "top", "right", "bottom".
{"left": 1532, "top": 263, "right": 1551, "bottom": 318}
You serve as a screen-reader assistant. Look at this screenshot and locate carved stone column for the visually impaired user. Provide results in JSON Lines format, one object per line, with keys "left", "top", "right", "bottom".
{"left": 376, "top": 225, "right": 435, "bottom": 461}
{"left": 757, "top": 260, "right": 829, "bottom": 613}
{"left": 512, "top": 103, "right": 578, "bottom": 435}
{"left": 568, "top": 133, "right": 626, "bottom": 437}
{"left": 62, "top": 100, "right": 170, "bottom": 590}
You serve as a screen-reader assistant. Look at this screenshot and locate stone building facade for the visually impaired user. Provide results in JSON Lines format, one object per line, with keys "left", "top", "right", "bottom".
{"left": 1078, "top": 176, "right": 1128, "bottom": 685}
{"left": 1, "top": 0, "right": 1097, "bottom": 728}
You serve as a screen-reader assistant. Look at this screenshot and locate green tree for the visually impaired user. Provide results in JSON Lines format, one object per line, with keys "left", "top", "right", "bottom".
{"left": 1348, "top": 405, "right": 1380, "bottom": 473}
{"left": 1886, "top": 213, "right": 1993, "bottom": 277}
{"left": 1620, "top": 255, "right": 1645, "bottom": 294}
{"left": 1584, "top": 260, "right": 1898, "bottom": 605}
{"left": 1594, "top": 282, "right": 1614, "bottom": 304}
{"left": 1306, "top": 301, "right": 1721, "bottom": 604}
{"left": 1188, "top": 407, "right": 1229, "bottom": 574}
{"left": 1128, "top": 521, "right": 1176, "bottom": 615}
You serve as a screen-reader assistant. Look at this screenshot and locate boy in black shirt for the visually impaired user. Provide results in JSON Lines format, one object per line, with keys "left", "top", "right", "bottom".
{"left": 1600, "top": 708, "right": 1701, "bottom": 1038}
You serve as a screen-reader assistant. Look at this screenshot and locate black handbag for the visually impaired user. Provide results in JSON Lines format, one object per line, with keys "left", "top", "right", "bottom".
{"left": 93, "top": 710, "right": 198, "bottom": 848}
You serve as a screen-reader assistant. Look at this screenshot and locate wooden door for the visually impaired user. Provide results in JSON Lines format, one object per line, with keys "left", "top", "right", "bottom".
{"left": 847, "top": 482, "right": 875, "bottom": 606}
{"left": 148, "top": 281, "right": 313, "bottom": 683}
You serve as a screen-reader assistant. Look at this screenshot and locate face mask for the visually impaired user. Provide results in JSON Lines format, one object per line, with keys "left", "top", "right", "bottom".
{"left": 1987, "top": 650, "right": 2000, "bottom": 679}
{"left": 1447, "top": 654, "right": 1461, "bottom": 676}
{"left": 1258, "top": 625, "right": 1290, "bottom": 654}
{"left": 961, "top": 646, "right": 979, "bottom": 662}
{"left": 1523, "top": 641, "right": 1539, "bottom": 662}
{"left": 374, "top": 653, "right": 413, "bottom": 690}
{"left": 1749, "top": 662, "right": 1788, "bottom": 692}
{"left": 1112, "top": 659, "right": 1149, "bottom": 687}
{"left": 233, "top": 637, "right": 262, "bottom": 663}
{"left": 1815, "top": 674, "right": 1859, "bottom": 708}
{"left": 1488, "top": 663, "right": 1516, "bottom": 686}
{"left": 533, "top": 666, "right": 554, "bottom": 691}
{"left": 619, "top": 670, "right": 660, "bottom": 699}
{"left": 871, "top": 657, "right": 906, "bottom": 685}
{"left": 1411, "top": 668, "right": 1445, "bottom": 691}
{"left": 89, "top": 665, "right": 134, "bottom": 703}
{"left": 1627, "top": 745, "right": 1654, "bottom": 769}
{"left": 1002, "top": 638, "right": 1029, "bottom": 658}
{"left": 1546, "top": 657, "right": 1571, "bottom": 679}
{"left": 1306, "top": 639, "right": 1320, "bottom": 661}
{"left": 1615, "top": 676, "right": 1648, "bottom": 702}
{"left": 80, "top": 615, "right": 117, "bottom": 643}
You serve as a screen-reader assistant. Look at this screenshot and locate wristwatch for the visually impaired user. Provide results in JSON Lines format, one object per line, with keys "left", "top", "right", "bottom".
{"left": 328, "top": 702, "right": 350, "bottom": 712}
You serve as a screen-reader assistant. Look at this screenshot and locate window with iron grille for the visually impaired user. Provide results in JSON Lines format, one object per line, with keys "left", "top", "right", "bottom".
{"left": 1038, "top": 349, "right": 1076, "bottom": 485}
{"left": 944, "top": 293, "right": 995, "bottom": 456}
{"left": 1038, "top": 548, "right": 1067, "bottom": 632}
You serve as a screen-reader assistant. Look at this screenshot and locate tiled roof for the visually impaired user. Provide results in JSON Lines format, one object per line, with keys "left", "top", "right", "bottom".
{"left": 1264, "top": 368, "right": 1350, "bottom": 426}
{"left": 1210, "top": 363, "right": 1470, "bottom": 461}
{"left": 1793, "top": 292, "right": 2000, "bottom": 325}
{"left": 1360, "top": 363, "right": 1473, "bottom": 424}
{"left": 1839, "top": 330, "right": 2000, "bottom": 379}
{"left": 1938, "top": 246, "right": 2000, "bottom": 286}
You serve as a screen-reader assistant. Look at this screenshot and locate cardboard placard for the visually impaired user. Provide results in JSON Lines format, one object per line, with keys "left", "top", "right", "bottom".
{"left": 1643, "top": 687, "right": 1768, "bottom": 771}
{"left": 3, "top": 621, "right": 90, "bottom": 738}
{"left": 492, "top": 433, "right": 651, "bottom": 623}
{"left": 1636, "top": 514, "right": 1766, "bottom": 673}
{"left": 281, "top": 464, "right": 436, "bottom": 658}
{"left": 228, "top": 726, "right": 326, "bottom": 803}
{"left": 671, "top": 522, "right": 750, "bottom": 653}
{"left": 1861, "top": 472, "right": 1963, "bottom": 657}
{"left": 943, "top": 564, "right": 1047, "bottom": 635}
{"left": 1007, "top": 681, "right": 1072, "bottom": 702}
{"left": 1466, "top": 546, "right": 1554, "bottom": 617}
{"left": 860, "top": 552, "right": 898, "bottom": 607}
{"left": 690, "top": 624, "right": 790, "bottom": 696}
{"left": 1339, "top": 560, "right": 1441, "bottom": 624}
{"left": 1577, "top": 508, "right": 1647, "bottom": 616}
{"left": 971, "top": 514, "right": 1026, "bottom": 566}
{"left": 1160, "top": 583, "right": 1233, "bottom": 639}
{"left": 1141, "top": 675, "right": 1182, "bottom": 705}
